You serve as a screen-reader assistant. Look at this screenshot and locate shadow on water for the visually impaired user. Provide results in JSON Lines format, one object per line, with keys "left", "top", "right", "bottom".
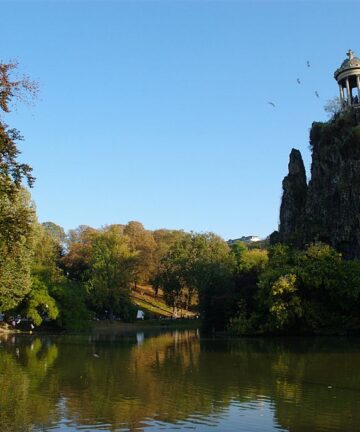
{"left": 1, "top": 331, "right": 360, "bottom": 431}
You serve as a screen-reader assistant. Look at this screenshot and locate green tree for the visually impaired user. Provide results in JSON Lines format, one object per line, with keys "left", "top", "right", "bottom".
{"left": 22, "top": 276, "right": 59, "bottom": 326}
{"left": 0, "top": 188, "right": 36, "bottom": 312}
{"left": 42, "top": 221, "right": 66, "bottom": 251}
{"left": 20, "top": 223, "right": 89, "bottom": 329}
{"left": 269, "top": 274, "right": 303, "bottom": 330}
{"left": 154, "top": 232, "right": 234, "bottom": 329}
{"left": 17, "top": 223, "right": 61, "bottom": 326}
{"left": 123, "top": 221, "right": 157, "bottom": 288}
{"left": 228, "top": 242, "right": 268, "bottom": 334}
{"left": 0, "top": 61, "right": 37, "bottom": 313}
{"left": 151, "top": 229, "right": 186, "bottom": 296}
{"left": 87, "top": 226, "right": 137, "bottom": 320}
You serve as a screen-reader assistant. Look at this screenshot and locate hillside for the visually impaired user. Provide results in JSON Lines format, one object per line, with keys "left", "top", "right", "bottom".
{"left": 130, "top": 285, "right": 196, "bottom": 318}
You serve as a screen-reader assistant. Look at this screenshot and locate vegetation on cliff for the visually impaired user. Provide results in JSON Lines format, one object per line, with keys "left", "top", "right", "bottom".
{"left": 276, "top": 109, "right": 360, "bottom": 258}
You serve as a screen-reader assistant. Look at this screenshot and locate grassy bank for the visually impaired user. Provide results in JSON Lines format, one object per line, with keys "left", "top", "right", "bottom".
{"left": 91, "top": 318, "right": 201, "bottom": 334}
{"left": 130, "top": 284, "right": 196, "bottom": 318}
{"left": 0, "top": 323, "right": 21, "bottom": 334}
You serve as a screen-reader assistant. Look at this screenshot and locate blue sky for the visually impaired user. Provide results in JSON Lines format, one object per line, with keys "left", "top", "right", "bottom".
{"left": 0, "top": 1, "right": 357, "bottom": 239}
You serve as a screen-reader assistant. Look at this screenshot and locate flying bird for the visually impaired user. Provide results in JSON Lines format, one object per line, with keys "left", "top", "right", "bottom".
{"left": 267, "top": 101, "right": 276, "bottom": 108}
{"left": 307, "top": 60, "right": 310, "bottom": 67}
{"left": 315, "top": 91, "right": 319, "bottom": 98}
{"left": 297, "top": 78, "right": 301, "bottom": 84}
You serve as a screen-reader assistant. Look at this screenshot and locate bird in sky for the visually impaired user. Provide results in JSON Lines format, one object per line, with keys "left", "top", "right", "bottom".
{"left": 297, "top": 78, "right": 301, "bottom": 84}
{"left": 267, "top": 101, "right": 276, "bottom": 107}
{"left": 307, "top": 60, "right": 310, "bottom": 67}
{"left": 315, "top": 91, "right": 319, "bottom": 98}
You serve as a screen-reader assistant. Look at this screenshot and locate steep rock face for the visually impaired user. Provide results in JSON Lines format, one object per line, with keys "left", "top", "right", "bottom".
{"left": 278, "top": 110, "right": 360, "bottom": 258}
{"left": 278, "top": 149, "right": 307, "bottom": 245}
{"left": 305, "top": 112, "right": 360, "bottom": 257}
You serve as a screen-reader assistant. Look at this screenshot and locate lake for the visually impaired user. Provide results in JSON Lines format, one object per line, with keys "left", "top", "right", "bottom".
{"left": 0, "top": 329, "right": 359, "bottom": 431}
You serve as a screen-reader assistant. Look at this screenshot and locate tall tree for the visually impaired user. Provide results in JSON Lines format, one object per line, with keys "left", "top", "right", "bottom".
{"left": 123, "top": 221, "right": 157, "bottom": 288}
{"left": 42, "top": 221, "right": 66, "bottom": 251}
{"left": 153, "top": 232, "right": 234, "bottom": 328}
{"left": 0, "top": 188, "right": 36, "bottom": 312}
{"left": 87, "top": 226, "right": 137, "bottom": 320}
{"left": 0, "top": 61, "right": 38, "bottom": 313}
{"left": 61, "top": 225, "right": 97, "bottom": 282}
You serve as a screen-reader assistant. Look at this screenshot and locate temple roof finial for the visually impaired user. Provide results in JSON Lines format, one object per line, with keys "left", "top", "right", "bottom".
{"left": 347, "top": 49, "right": 354, "bottom": 60}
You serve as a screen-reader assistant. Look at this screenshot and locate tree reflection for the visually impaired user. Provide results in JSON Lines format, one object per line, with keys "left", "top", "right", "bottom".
{"left": 0, "top": 335, "right": 60, "bottom": 431}
{"left": 1, "top": 333, "right": 360, "bottom": 431}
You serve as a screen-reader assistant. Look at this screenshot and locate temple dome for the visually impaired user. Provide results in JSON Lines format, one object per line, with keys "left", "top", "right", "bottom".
{"left": 334, "top": 49, "right": 360, "bottom": 80}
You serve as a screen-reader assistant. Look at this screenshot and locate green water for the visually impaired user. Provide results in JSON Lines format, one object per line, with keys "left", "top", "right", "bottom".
{"left": 0, "top": 330, "right": 359, "bottom": 431}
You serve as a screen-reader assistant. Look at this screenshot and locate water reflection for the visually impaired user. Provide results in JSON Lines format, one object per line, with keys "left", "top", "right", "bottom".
{"left": 1, "top": 331, "right": 360, "bottom": 431}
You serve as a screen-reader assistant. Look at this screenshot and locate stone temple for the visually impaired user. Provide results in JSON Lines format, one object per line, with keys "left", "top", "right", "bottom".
{"left": 335, "top": 49, "right": 360, "bottom": 110}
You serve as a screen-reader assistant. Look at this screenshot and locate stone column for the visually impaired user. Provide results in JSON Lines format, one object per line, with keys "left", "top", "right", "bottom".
{"left": 339, "top": 83, "right": 344, "bottom": 106}
{"left": 357, "top": 75, "right": 360, "bottom": 101}
{"left": 346, "top": 77, "right": 351, "bottom": 106}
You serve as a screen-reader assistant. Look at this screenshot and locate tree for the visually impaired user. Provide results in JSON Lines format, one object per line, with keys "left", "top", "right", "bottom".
{"left": 154, "top": 238, "right": 189, "bottom": 314}
{"left": 87, "top": 226, "right": 137, "bottom": 320}
{"left": 269, "top": 274, "right": 303, "bottom": 330}
{"left": 324, "top": 96, "right": 342, "bottom": 118}
{"left": 123, "top": 221, "right": 157, "bottom": 288}
{"left": 0, "top": 61, "right": 37, "bottom": 313}
{"left": 31, "top": 224, "right": 91, "bottom": 330}
{"left": 0, "top": 61, "right": 37, "bottom": 196}
{"left": 42, "top": 221, "right": 66, "bottom": 251}
{"left": 0, "top": 61, "right": 38, "bottom": 114}
{"left": 0, "top": 188, "right": 36, "bottom": 312}
{"left": 61, "top": 225, "right": 97, "bottom": 282}
{"left": 153, "top": 232, "right": 234, "bottom": 329}
{"left": 229, "top": 242, "right": 268, "bottom": 331}
{"left": 16, "top": 222, "right": 62, "bottom": 326}
{"left": 186, "top": 233, "right": 234, "bottom": 331}
{"left": 151, "top": 229, "right": 186, "bottom": 296}
{"left": 22, "top": 276, "right": 59, "bottom": 326}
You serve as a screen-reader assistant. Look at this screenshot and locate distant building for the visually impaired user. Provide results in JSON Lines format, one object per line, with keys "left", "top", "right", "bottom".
{"left": 227, "top": 235, "right": 262, "bottom": 245}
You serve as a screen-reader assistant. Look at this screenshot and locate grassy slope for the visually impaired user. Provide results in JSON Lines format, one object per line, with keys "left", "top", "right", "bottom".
{"left": 130, "top": 285, "right": 196, "bottom": 318}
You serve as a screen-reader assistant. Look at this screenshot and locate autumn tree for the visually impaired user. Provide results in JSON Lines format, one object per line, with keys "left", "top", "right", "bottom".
{"left": 61, "top": 225, "right": 97, "bottom": 282}
{"left": 0, "top": 60, "right": 37, "bottom": 197}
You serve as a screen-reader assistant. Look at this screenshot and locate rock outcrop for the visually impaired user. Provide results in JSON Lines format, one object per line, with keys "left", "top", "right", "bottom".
{"left": 278, "top": 149, "right": 307, "bottom": 246}
{"left": 276, "top": 109, "right": 360, "bottom": 258}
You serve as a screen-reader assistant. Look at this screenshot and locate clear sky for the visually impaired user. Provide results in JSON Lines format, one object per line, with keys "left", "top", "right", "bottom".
{"left": 0, "top": 0, "right": 358, "bottom": 239}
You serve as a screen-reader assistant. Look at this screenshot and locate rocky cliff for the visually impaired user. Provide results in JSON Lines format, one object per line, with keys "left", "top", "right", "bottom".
{"left": 276, "top": 109, "right": 360, "bottom": 258}
{"left": 278, "top": 149, "right": 307, "bottom": 246}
